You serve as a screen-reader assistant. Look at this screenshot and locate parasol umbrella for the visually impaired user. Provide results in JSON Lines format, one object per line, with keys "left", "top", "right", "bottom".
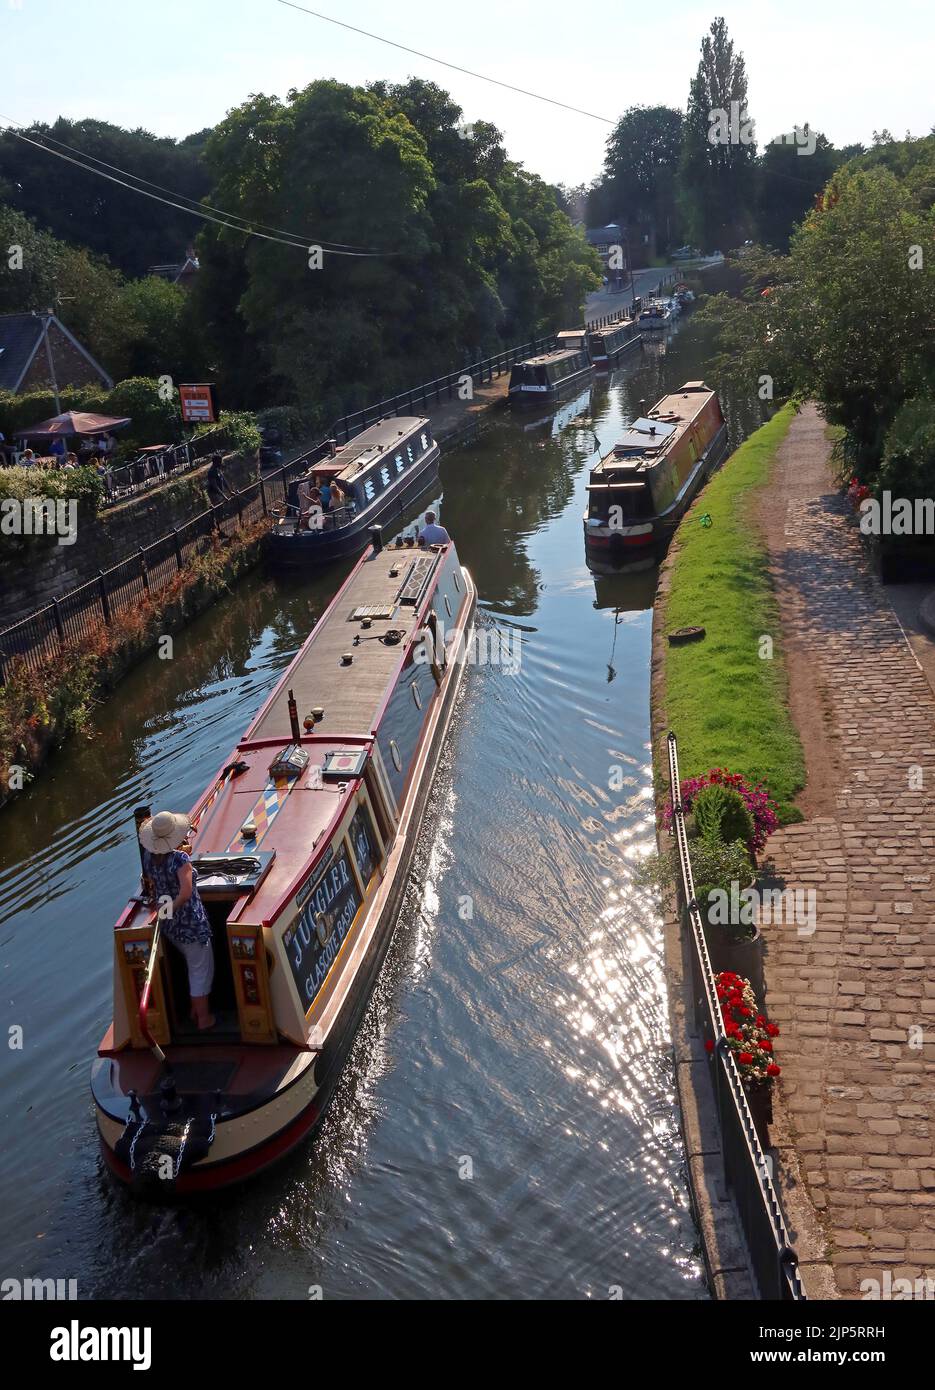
{"left": 14, "top": 411, "right": 132, "bottom": 438}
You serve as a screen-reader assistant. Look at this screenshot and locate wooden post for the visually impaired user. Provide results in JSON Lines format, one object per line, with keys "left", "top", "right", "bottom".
{"left": 173, "top": 528, "right": 182, "bottom": 570}
{"left": 52, "top": 597, "right": 65, "bottom": 645}
{"left": 260, "top": 476, "right": 267, "bottom": 513}
{"left": 139, "top": 547, "right": 150, "bottom": 594}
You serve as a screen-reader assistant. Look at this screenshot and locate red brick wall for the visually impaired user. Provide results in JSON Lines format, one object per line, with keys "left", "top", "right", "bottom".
{"left": 18, "top": 324, "right": 110, "bottom": 393}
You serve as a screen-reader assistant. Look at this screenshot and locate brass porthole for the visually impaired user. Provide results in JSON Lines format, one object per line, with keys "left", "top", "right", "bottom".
{"left": 389, "top": 739, "right": 402, "bottom": 771}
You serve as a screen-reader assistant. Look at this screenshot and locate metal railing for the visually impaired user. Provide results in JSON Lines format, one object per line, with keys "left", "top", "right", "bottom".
{"left": 327, "top": 332, "right": 558, "bottom": 446}
{"left": 587, "top": 271, "right": 680, "bottom": 330}
{"left": 0, "top": 450, "right": 311, "bottom": 683}
{"left": 667, "top": 731, "right": 805, "bottom": 1301}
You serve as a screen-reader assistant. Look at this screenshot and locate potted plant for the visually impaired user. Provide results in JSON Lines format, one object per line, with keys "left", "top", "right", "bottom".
{"left": 705, "top": 971, "right": 780, "bottom": 1146}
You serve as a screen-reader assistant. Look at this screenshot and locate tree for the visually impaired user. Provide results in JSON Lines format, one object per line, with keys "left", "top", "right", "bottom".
{"left": 0, "top": 119, "right": 211, "bottom": 275}
{"left": 700, "top": 143, "right": 935, "bottom": 474}
{"left": 755, "top": 129, "right": 845, "bottom": 251}
{"left": 678, "top": 17, "right": 757, "bottom": 251}
{"left": 590, "top": 106, "right": 684, "bottom": 248}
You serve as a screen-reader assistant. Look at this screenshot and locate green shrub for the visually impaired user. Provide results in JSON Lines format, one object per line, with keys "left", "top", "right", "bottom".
{"left": 193, "top": 410, "right": 261, "bottom": 459}
{"left": 103, "top": 377, "right": 180, "bottom": 447}
{"left": 255, "top": 406, "right": 319, "bottom": 449}
{"left": 693, "top": 783, "right": 755, "bottom": 847}
{"left": 876, "top": 397, "right": 935, "bottom": 501}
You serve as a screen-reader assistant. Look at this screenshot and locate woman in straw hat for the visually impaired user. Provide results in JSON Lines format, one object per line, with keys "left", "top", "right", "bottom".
{"left": 138, "top": 811, "right": 215, "bottom": 1030}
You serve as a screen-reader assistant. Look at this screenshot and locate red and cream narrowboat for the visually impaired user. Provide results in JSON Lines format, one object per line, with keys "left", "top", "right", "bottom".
{"left": 92, "top": 530, "right": 475, "bottom": 1195}
{"left": 583, "top": 381, "right": 728, "bottom": 572}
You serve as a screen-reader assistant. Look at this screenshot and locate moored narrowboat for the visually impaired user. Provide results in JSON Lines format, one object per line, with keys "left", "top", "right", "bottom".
{"left": 586, "top": 318, "right": 641, "bottom": 370}
{"left": 507, "top": 347, "right": 591, "bottom": 405}
{"left": 583, "top": 381, "right": 728, "bottom": 573}
{"left": 556, "top": 328, "right": 589, "bottom": 354}
{"left": 92, "top": 533, "right": 476, "bottom": 1194}
{"left": 637, "top": 300, "right": 674, "bottom": 330}
{"left": 267, "top": 416, "right": 440, "bottom": 568}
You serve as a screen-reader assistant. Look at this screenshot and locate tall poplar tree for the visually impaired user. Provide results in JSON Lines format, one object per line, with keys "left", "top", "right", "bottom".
{"left": 678, "top": 17, "right": 757, "bottom": 251}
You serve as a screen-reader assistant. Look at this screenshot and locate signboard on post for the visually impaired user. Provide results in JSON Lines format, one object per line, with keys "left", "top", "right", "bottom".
{"left": 179, "top": 383, "right": 218, "bottom": 425}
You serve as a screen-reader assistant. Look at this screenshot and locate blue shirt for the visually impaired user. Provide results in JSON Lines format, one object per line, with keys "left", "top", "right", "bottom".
{"left": 142, "top": 849, "right": 212, "bottom": 946}
{"left": 320, "top": 483, "right": 332, "bottom": 510}
{"left": 419, "top": 522, "right": 450, "bottom": 545}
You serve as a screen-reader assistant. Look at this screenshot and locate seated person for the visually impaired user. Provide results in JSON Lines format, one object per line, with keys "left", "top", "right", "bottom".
{"left": 417, "top": 510, "right": 451, "bottom": 546}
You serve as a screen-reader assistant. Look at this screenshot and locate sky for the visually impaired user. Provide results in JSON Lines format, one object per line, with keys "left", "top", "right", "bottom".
{"left": 1, "top": 0, "right": 933, "bottom": 188}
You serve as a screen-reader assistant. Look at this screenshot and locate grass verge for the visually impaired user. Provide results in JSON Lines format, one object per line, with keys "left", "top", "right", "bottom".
{"left": 663, "top": 403, "right": 806, "bottom": 822}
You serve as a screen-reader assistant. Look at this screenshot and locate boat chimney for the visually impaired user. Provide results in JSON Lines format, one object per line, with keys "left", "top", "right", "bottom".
{"left": 638, "top": 399, "right": 647, "bottom": 414}
{"left": 287, "top": 689, "right": 301, "bottom": 742}
{"left": 328, "top": 438, "right": 337, "bottom": 458}
{"left": 369, "top": 525, "right": 383, "bottom": 553}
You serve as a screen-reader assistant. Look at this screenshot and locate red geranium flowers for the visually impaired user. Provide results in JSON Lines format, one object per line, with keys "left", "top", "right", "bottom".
{"left": 710, "top": 971, "right": 781, "bottom": 1085}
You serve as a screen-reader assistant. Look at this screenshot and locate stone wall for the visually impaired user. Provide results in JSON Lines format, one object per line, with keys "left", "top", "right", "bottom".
{"left": 0, "top": 449, "right": 259, "bottom": 628}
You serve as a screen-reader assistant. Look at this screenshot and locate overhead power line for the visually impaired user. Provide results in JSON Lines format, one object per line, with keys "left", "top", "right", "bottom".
{"left": 0, "top": 118, "right": 389, "bottom": 252}
{"left": 272, "top": 0, "right": 616, "bottom": 125}
{"left": 0, "top": 116, "right": 396, "bottom": 257}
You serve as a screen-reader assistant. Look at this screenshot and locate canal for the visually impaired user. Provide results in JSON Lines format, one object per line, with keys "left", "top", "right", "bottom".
{"left": 0, "top": 316, "right": 765, "bottom": 1300}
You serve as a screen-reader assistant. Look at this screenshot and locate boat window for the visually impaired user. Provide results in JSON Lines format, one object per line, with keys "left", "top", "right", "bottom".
{"left": 588, "top": 480, "right": 654, "bottom": 523}
{"left": 389, "top": 739, "right": 402, "bottom": 771}
{"left": 453, "top": 570, "right": 461, "bottom": 592}
{"left": 444, "top": 594, "right": 452, "bottom": 616}
{"left": 349, "top": 803, "right": 379, "bottom": 884}
{"left": 412, "top": 684, "right": 423, "bottom": 709}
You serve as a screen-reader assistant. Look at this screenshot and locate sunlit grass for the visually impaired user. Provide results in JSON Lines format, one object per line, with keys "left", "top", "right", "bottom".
{"left": 663, "top": 403, "right": 806, "bottom": 822}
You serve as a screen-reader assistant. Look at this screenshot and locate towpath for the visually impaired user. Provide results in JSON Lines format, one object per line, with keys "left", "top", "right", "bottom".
{"left": 756, "top": 404, "right": 935, "bottom": 1299}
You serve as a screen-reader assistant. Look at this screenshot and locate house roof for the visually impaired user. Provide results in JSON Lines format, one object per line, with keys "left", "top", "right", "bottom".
{"left": 0, "top": 312, "right": 113, "bottom": 394}
{"left": 0, "top": 313, "right": 44, "bottom": 393}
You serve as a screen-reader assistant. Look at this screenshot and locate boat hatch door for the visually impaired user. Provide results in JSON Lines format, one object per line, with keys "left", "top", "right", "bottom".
{"left": 228, "top": 923, "right": 277, "bottom": 1044}
{"left": 192, "top": 850, "right": 276, "bottom": 897}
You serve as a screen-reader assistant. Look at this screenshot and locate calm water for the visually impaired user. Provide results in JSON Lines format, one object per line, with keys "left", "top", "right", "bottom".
{"left": 0, "top": 318, "right": 763, "bottom": 1300}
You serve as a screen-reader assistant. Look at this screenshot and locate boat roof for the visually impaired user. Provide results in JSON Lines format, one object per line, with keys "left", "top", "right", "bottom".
{"left": 248, "top": 541, "right": 446, "bottom": 742}
{"left": 177, "top": 539, "right": 451, "bottom": 927}
{"left": 519, "top": 349, "right": 585, "bottom": 366}
{"left": 327, "top": 416, "right": 430, "bottom": 483}
{"left": 593, "top": 384, "right": 716, "bottom": 473}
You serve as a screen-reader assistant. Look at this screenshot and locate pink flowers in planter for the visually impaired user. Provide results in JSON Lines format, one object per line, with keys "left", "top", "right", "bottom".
{"left": 665, "top": 767, "right": 779, "bottom": 854}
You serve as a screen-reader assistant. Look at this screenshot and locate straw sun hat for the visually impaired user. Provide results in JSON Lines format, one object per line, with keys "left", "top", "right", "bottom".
{"left": 139, "top": 810, "right": 191, "bottom": 854}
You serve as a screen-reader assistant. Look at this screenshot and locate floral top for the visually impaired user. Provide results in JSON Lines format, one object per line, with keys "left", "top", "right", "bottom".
{"left": 142, "top": 849, "right": 212, "bottom": 946}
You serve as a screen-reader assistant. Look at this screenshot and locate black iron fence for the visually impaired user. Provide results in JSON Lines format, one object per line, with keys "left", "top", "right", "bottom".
{"left": 667, "top": 731, "right": 805, "bottom": 1301}
{"left": 587, "top": 271, "right": 680, "bottom": 331}
{"left": 0, "top": 450, "right": 311, "bottom": 684}
{"left": 98, "top": 423, "right": 241, "bottom": 507}
{"left": 327, "top": 332, "right": 558, "bottom": 446}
